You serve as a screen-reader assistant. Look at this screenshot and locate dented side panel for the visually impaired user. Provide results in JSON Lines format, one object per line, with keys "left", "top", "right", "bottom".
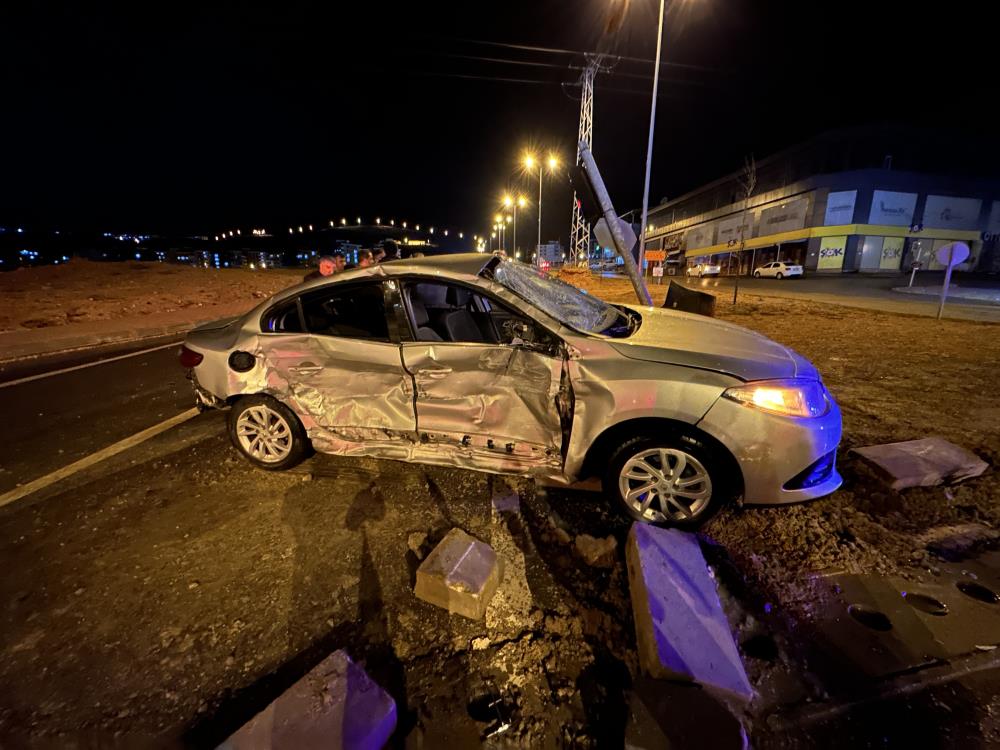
{"left": 400, "top": 342, "right": 564, "bottom": 474}
{"left": 251, "top": 334, "right": 418, "bottom": 455}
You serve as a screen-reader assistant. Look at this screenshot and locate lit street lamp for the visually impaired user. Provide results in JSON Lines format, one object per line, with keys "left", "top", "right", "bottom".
{"left": 524, "top": 152, "right": 560, "bottom": 267}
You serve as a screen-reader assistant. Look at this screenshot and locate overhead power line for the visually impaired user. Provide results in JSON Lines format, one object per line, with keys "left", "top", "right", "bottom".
{"left": 446, "top": 36, "right": 721, "bottom": 73}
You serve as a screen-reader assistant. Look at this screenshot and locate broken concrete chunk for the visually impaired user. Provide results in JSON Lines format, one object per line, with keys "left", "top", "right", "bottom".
{"left": 625, "top": 524, "right": 752, "bottom": 704}
{"left": 414, "top": 528, "right": 501, "bottom": 620}
{"left": 407, "top": 532, "right": 428, "bottom": 559}
{"left": 574, "top": 534, "right": 618, "bottom": 568}
{"left": 219, "top": 649, "right": 396, "bottom": 750}
{"left": 491, "top": 493, "right": 520, "bottom": 519}
{"left": 852, "top": 437, "right": 988, "bottom": 490}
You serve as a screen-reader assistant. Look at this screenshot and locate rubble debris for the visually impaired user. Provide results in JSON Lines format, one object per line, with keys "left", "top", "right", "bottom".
{"left": 625, "top": 524, "right": 753, "bottom": 703}
{"left": 414, "top": 528, "right": 501, "bottom": 620}
{"left": 918, "top": 523, "right": 1000, "bottom": 561}
{"left": 852, "top": 437, "right": 988, "bottom": 490}
{"left": 574, "top": 533, "right": 618, "bottom": 568}
{"left": 219, "top": 649, "right": 396, "bottom": 750}
{"left": 407, "top": 532, "right": 428, "bottom": 559}
{"left": 547, "top": 511, "right": 572, "bottom": 544}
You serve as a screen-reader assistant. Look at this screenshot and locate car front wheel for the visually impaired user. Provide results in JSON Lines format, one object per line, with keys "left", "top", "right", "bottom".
{"left": 228, "top": 395, "right": 310, "bottom": 470}
{"left": 604, "top": 435, "right": 731, "bottom": 528}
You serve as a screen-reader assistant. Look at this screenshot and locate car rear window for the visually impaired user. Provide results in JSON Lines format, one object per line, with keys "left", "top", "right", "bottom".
{"left": 300, "top": 282, "right": 389, "bottom": 341}
{"left": 262, "top": 299, "right": 303, "bottom": 333}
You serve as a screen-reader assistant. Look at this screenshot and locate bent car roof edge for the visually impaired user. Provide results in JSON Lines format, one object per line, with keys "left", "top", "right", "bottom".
{"left": 244, "top": 253, "right": 498, "bottom": 321}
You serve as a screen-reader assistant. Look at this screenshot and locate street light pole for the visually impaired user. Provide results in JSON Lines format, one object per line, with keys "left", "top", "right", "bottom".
{"left": 637, "top": 0, "right": 666, "bottom": 277}
{"left": 513, "top": 203, "right": 517, "bottom": 258}
{"left": 536, "top": 167, "right": 543, "bottom": 266}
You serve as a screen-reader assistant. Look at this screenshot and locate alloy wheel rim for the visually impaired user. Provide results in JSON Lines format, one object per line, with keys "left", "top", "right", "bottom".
{"left": 618, "top": 447, "right": 712, "bottom": 523}
{"left": 236, "top": 405, "right": 292, "bottom": 463}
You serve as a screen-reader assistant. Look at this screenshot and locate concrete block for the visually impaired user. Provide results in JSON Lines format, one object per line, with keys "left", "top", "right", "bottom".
{"left": 625, "top": 524, "right": 752, "bottom": 703}
{"left": 415, "top": 528, "right": 501, "bottom": 620}
{"left": 219, "top": 649, "right": 396, "bottom": 750}
{"left": 852, "top": 437, "right": 988, "bottom": 489}
{"left": 806, "top": 573, "right": 946, "bottom": 685}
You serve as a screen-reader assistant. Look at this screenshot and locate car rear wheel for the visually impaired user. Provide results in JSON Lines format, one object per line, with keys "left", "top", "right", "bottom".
{"left": 603, "top": 435, "right": 731, "bottom": 528}
{"left": 753, "top": 271, "right": 761, "bottom": 278}
{"left": 776, "top": 272, "right": 784, "bottom": 279}
{"left": 228, "top": 395, "right": 310, "bottom": 470}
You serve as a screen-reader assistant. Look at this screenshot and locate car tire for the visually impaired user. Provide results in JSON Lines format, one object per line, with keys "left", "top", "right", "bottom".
{"left": 753, "top": 271, "right": 761, "bottom": 278}
{"left": 228, "top": 395, "right": 310, "bottom": 471}
{"left": 776, "top": 272, "right": 784, "bottom": 279}
{"left": 603, "top": 434, "right": 732, "bottom": 529}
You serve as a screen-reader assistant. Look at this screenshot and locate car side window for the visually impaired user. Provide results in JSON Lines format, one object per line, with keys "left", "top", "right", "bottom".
{"left": 261, "top": 298, "right": 303, "bottom": 333}
{"left": 300, "top": 282, "right": 390, "bottom": 341}
{"left": 404, "top": 280, "right": 541, "bottom": 346}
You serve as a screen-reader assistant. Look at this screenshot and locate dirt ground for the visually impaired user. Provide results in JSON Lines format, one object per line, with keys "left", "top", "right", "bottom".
{"left": 1, "top": 264, "right": 999, "bottom": 747}
{"left": 0, "top": 260, "right": 302, "bottom": 333}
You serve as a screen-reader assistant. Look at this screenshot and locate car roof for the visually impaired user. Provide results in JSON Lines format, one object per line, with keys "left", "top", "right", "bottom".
{"left": 380, "top": 252, "right": 496, "bottom": 277}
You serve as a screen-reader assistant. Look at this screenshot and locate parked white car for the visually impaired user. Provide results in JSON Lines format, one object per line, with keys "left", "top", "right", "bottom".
{"left": 754, "top": 261, "right": 803, "bottom": 279}
{"left": 686, "top": 263, "right": 721, "bottom": 278}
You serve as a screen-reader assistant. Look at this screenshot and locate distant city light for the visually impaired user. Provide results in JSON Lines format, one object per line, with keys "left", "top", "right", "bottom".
{"left": 390, "top": 219, "right": 395, "bottom": 226}
{"left": 459, "top": 232, "right": 463, "bottom": 239}
{"left": 430, "top": 227, "right": 435, "bottom": 234}
{"left": 444, "top": 229, "right": 449, "bottom": 236}
{"left": 308, "top": 224, "right": 313, "bottom": 231}
{"left": 341, "top": 218, "right": 347, "bottom": 225}
{"left": 356, "top": 217, "right": 361, "bottom": 224}
{"left": 376, "top": 217, "right": 381, "bottom": 224}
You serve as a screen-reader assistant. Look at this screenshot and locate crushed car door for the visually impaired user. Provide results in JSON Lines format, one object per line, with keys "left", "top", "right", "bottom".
{"left": 256, "top": 280, "right": 416, "bottom": 455}
{"left": 399, "top": 280, "right": 565, "bottom": 473}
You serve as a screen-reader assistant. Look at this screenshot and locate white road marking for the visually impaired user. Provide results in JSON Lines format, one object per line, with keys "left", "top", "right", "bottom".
{"left": 0, "top": 341, "right": 182, "bottom": 389}
{"left": 0, "top": 407, "right": 201, "bottom": 509}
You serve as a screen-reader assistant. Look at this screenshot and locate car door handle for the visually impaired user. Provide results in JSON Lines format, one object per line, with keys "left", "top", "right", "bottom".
{"left": 416, "top": 367, "right": 452, "bottom": 379}
{"left": 289, "top": 361, "right": 323, "bottom": 375}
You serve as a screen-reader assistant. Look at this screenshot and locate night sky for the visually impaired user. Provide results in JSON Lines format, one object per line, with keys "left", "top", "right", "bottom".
{"left": 0, "top": 2, "right": 992, "bottom": 243}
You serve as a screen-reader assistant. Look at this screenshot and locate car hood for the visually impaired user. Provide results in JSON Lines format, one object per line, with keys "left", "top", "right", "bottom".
{"left": 608, "top": 305, "right": 818, "bottom": 382}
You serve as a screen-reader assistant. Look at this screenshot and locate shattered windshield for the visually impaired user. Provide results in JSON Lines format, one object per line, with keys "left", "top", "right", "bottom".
{"left": 487, "top": 258, "right": 635, "bottom": 337}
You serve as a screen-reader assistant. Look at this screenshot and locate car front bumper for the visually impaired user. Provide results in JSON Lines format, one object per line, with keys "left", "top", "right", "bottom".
{"left": 696, "top": 390, "right": 843, "bottom": 505}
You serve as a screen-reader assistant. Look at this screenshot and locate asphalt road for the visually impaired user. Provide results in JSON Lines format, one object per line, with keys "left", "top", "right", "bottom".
{"left": 0, "top": 341, "right": 192, "bottom": 495}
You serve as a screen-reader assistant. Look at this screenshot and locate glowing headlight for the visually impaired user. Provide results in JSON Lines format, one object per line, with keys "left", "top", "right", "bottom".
{"left": 723, "top": 379, "right": 829, "bottom": 418}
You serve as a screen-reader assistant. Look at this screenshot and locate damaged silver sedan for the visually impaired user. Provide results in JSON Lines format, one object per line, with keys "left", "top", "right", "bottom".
{"left": 181, "top": 253, "right": 842, "bottom": 527}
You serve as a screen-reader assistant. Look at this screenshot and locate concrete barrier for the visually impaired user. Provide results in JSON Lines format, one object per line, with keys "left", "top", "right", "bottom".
{"left": 625, "top": 524, "right": 752, "bottom": 703}
{"left": 219, "top": 649, "right": 396, "bottom": 749}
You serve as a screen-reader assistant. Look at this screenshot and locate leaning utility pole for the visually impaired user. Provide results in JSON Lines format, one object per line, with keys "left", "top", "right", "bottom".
{"left": 569, "top": 55, "right": 604, "bottom": 266}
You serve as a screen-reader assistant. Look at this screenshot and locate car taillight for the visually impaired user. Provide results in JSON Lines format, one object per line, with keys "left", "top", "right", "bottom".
{"left": 179, "top": 345, "right": 204, "bottom": 368}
